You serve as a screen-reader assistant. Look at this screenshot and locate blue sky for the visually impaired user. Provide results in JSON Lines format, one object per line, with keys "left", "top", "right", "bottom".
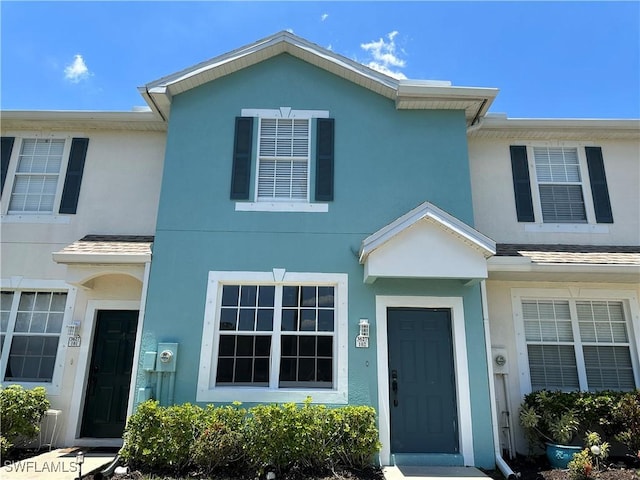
{"left": 2, "top": 1, "right": 638, "bottom": 118}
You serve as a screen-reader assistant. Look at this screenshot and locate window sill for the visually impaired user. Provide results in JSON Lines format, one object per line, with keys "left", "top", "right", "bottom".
{"left": 1, "top": 214, "right": 71, "bottom": 224}
{"left": 235, "top": 202, "right": 329, "bottom": 213}
{"left": 0, "top": 379, "right": 61, "bottom": 396}
{"left": 524, "top": 223, "right": 609, "bottom": 234}
{"left": 196, "top": 386, "right": 347, "bottom": 404}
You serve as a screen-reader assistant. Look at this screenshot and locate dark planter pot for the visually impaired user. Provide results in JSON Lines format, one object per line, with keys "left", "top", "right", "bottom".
{"left": 545, "top": 442, "right": 582, "bottom": 469}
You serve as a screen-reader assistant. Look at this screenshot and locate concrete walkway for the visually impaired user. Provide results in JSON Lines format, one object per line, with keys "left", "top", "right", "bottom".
{"left": 1, "top": 447, "right": 116, "bottom": 480}
{"left": 1, "top": 449, "right": 491, "bottom": 480}
{"left": 383, "top": 465, "right": 490, "bottom": 480}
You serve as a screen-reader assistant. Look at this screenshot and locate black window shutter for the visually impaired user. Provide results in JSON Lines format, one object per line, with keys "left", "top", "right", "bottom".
{"left": 59, "top": 138, "right": 89, "bottom": 214}
{"left": 510, "top": 145, "right": 535, "bottom": 222}
{"left": 315, "top": 118, "right": 335, "bottom": 202}
{"left": 1, "top": 136, "right": 15, "bottom": 194}
{"left": 230, "top": 117, "right": 254, "bottom": 200}
{"left": 585, "top": 146, "right": 613, "bottom": 223}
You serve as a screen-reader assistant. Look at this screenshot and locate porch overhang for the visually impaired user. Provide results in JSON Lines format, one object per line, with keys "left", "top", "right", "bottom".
{"left": 52, "top": 235, "right": 154, "bottom": 287}
{"left": 488, "top": 244, "right": 640, "bottom": 283}
{"left": 359, "top": 202, "right": 496, "bottom": 284}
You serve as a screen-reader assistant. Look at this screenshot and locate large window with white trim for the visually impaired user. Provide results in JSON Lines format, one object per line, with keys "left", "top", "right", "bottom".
{"left": 522, "top": 298, "right": 636, "bottom": 391}
{"left": 0, "top": 291, "right": 67, "bottom": 382}
{"left": 198, "top": 271, "right": 348, "bottom": 403}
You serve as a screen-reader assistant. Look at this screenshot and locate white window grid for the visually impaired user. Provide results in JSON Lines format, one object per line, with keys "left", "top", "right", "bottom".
{"left": 522, "top": 298, "right": 635, "bottom": 392}
{"left": 533, "top": 146, "right": 586, "bottom": 223}
{"left": 0, "top": 291, "right": 67, "bottom": 382}
{"left": 215, "top": 283, "right": 336, "bottom": 389}
{"left": 8, "top": 139, "right": 66, "bottom": 214}
{"left": 256, "top": 118, "right": 310, "bottom": 202}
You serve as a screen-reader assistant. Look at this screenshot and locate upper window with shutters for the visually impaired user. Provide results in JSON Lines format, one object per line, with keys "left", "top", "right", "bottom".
{"left": 230, "top": 108, "right": 334, "bottom": 213}
{"left": 510, "top": 144, "right": 613, "bottom": 232}
{"left": 0, "top": 135, "right": 89, "bottom": 223}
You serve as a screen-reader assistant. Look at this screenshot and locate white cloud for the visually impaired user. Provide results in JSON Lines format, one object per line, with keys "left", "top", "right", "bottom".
{"left": 360, "top": 31, "right": 407, "bottom": 80}
{"left": 64, "top": 54, "right": 91, "bottom": 83}
{"left": 286, "top": 28, "right": 294, "bottom": 34}
{"left": 321, "top": 13, "right": 329, "bottom": 21}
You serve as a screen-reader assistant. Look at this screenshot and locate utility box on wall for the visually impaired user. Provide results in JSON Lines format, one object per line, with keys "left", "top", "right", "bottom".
{"left": 156, "top": 343, "right": 178, "bottom": 372}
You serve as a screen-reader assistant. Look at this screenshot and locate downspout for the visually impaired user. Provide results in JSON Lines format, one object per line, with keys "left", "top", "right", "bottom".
{"left": 481, "top": 280, "right": 518, "bottom": 480}
{"left": 126, "top": 259, "right": 152, "bottom": 417}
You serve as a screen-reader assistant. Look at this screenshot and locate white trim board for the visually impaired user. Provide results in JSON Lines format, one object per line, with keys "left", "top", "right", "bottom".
{"left": 65, "top": 299, "right": 141, "bottom": 446}
{"left": 375, "top": 295, "right": 474, "bottom": 466}
{"left": 197, "top": 270, "right": 349, "bottom": 404}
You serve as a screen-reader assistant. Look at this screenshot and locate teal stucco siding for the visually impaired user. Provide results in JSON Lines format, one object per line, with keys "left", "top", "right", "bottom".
{"left": 139, "top": 52, "right": 494, "bottom": 467}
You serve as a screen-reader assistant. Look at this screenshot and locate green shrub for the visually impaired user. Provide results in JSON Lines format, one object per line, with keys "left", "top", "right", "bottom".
{"left": 520, "top": 389, "right": 635, "bottom": 453}
{"left": 567, "top": 448, "right": 593, "bottom": 480}
{"left": 0, "top": 385, "right": 50, "bottom": 456}
{"left": 190, "top": 403, "right": 247, "bottom": 472}
{"left": 613, "top": 390, "right": 640, "bottom": 456}
{"left": 120, "top": 400, "right": 206, "bottom": 473}
{"left": 121, "top": 399, "right": 381, "bottom": 476}
{"left": 567, "top": 432, "right": 610, "bottom": 480}
{"left": 243, "top": 401, "right": 302, "bottom": 472}
{"left": 190, "top": 421, "right": 244, "bottom": 472}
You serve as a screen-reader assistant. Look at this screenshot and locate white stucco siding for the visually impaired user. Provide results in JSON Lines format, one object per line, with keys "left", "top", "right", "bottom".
{"left": 0, "top": 127, "right": 163, "bottom": 446}
{"left": 0, "top": 130, "right": 165, "bottom": 278}
{"left": 468, "top": 138, "right": 640, "bottom": 245}
{"left": 485, "top": 279, "right": 640, "bottom": 455}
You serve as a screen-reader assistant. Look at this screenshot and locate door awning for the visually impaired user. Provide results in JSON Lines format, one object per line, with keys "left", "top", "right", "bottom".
{"left": 53, "top": 235, "right": 153, "bottom": 265}
{"left": 359, "top": 202, "right": 495, "bottom": 284}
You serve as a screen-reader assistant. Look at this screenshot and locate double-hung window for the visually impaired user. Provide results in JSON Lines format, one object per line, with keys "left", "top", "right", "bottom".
{"left": 517, "top": 293, "right": 638, "bottom": 392}
{"left": 1, "top": 290, "right": 69, "bottom": 389}
{"left": 257, "top": 118, "right": 310, "bottom": 201}
{"left": 9, "top": 139, "right": 65, "bottom": 213}
{"left": 230, "top": 108, "right": 334, "bottom": 212}
{"left": 1, "top": 135, "right": 90, "bottom": 219}
{"left": 198, "top": 271, "right": 348, "bottom": 403}
{"left": 533, "top": 147, "right": 586, "bottom": 223}
{"left": 510, "top": 144, "right": 613, "bottom": 225}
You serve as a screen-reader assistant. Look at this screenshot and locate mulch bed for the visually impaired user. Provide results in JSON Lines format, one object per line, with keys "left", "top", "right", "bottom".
{"left": 500, "top": 454, "right": 640, "bottom": 480}
{"left": 107, "top": 466, "right": 385, "bottom": 480}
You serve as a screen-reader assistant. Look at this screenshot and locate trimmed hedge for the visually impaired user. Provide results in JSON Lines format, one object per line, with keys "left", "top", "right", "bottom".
{"left": 120, "top": 399, "right": 381, "bottom": 476}
{"left": 0, "top": 385, "right": 50, "bottom": 457}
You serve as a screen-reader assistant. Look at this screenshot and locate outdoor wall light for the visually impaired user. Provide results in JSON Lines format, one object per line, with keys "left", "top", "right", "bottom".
{"left": 76, "top": 450, "right": 84, "bottom": 480}
{"left": 66, "top": 321, "right": 81, "bottom": 337}
{"left": 359, "top": 319, "right": 370, "bottom": 338}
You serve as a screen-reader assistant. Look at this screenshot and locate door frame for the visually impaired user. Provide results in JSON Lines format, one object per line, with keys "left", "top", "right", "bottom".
{"left": 376, "top": 296, "right": 474, "bottom": 466}
{"left": 66, "top": 300, "right": 141, "bottom": 446}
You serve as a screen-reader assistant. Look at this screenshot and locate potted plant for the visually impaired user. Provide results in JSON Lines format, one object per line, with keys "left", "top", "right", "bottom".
{"left": 520, "top": 397, "right": 581, "bottom": 469}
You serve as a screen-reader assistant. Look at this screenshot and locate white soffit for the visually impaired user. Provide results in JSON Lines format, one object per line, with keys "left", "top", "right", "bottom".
{"left": 140, "top": 31, "right": 498, "bottom": 124}
{"left": 468, "top": 115, "right": 640, "bottom": 140}
{"left": 359, "top": 202, "right": 496, "bottom": 283}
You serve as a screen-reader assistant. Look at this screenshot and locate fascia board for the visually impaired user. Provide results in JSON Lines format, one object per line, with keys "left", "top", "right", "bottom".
{"left": 1, "top": 109, "right": 166, "bottom": 131}
{"left": 397, "top": 83, "right": 499, "bottom": 100}
{"left": 360, "top": 202, "right": 496, "bottom": 262}
{"left": 143, "top": 32, "right": 399, "bottom": 103}
{"left": 52, "top": 253, "right": 151, "bottom": 265}
{"left": 1, "top": 110, "right": 160, "bottom": 123}
{"left": 488, "top": 259, "right": 640, "bottom": 275}
{"left": 482, "top": 116, "right": 640, "bottom": 129}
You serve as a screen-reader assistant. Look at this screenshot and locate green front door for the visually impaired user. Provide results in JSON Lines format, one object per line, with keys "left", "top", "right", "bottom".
{"left": 81, "top": 310, "right": 138, "bottom": 438}
{"left": 387, "top": 308, "right": 458, "bottom": 454}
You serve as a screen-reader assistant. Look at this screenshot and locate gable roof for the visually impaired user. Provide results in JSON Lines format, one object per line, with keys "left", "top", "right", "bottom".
{"left": 360, "top": 201, "right": 496, "bottom": 263}
{"left": 140, "top": 31, "right": 498, "bottom": 125}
